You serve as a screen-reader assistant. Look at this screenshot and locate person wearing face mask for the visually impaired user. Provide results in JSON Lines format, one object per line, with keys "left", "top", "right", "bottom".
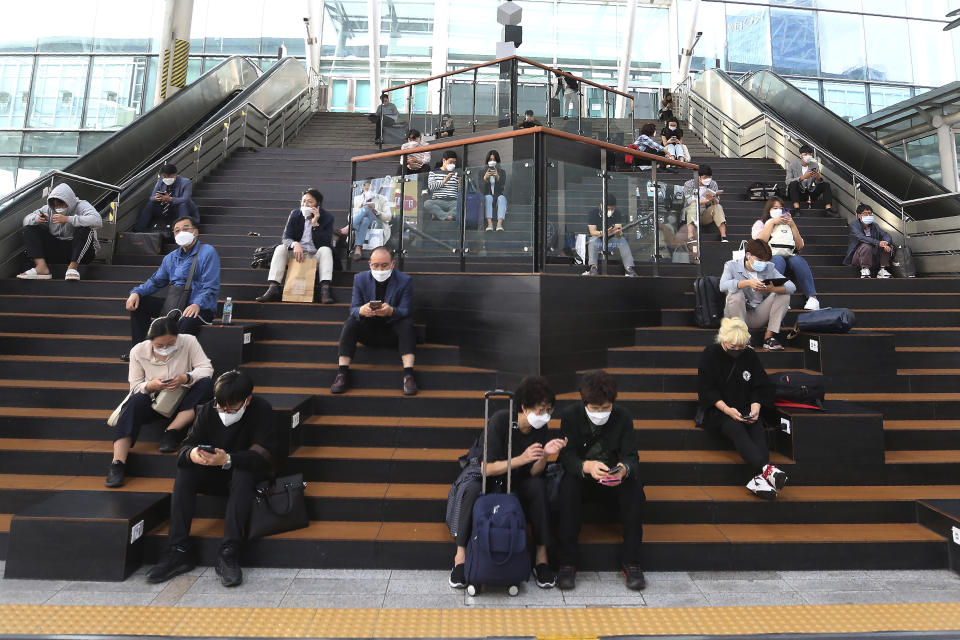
{"left": 481, "top": 149, "right": 508, "bottom": 232}
{"left": 447, "top": 376, "right": 567, "bottom": 590}
{"left": 399, "top": 129, "right": 431, "bottom": 174}
{"left": 697, "top": 317, "right": 786, "bottom": 500}
{"left": 133, "top": 163, "right": 200, "bottom": 232}
{"left": 346, "top": 178, "right": 392, "bottom": 261}
{"left": 556, "top": 370, "right": 646, "bottom": 592}
{"left": 719, "top": 238, "right": 796, "bottom": 351}
{"left": 844, "top": 204, "right": 893, "bottom": 279}
{"left": 785, "top": 144, "right": 833, "bottom": 213}
{"left": 106, "top": 311, "right": 214, "bottom": 488}
{"left": 660, "top": 119, "right": 690, "bottom": 162}
{"left": 683, "top": 165, "right": 728, "bottom": 243}
{"left": 256, "top": 188, "right": 335, "bottom": 304}
{"left": 17, "top": 182, "right": 102, "bottom": 281}
{"left": 331, "top": 246, "right": 417, "bottom": 395}
{"left": 146, "top": 370, "right": 281, "bottom": 588}
{"left": 125, "top": 217, "right": 221, "bottom": 351}
{"left": 518, "top": 109, "right": 542, "bottom": 129}
{"left": 424, "top": 150, "right": 460, "bottom": 222}
{"left": 752, "top": 198, "right": 821, "bottom": 311}
{"left": 582, "top": 195, "right": 637, "bottom": 277}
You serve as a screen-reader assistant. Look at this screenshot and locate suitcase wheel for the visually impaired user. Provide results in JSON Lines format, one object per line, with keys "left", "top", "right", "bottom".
{"left": 508, "top": 585, "right": 519, "bottom": 596}
{"left": 466, "top": 584, "right": 478, "bottom": 597}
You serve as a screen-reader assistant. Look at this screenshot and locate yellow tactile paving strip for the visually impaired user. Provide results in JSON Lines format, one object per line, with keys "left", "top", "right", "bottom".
{"left": 2, "top": 602, "right": 960, "bottom": 637}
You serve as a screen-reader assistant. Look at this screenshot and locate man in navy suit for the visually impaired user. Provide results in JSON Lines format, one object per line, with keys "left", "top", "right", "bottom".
{"left": 133, "top": 163, "right": 200, "bottom": 232}
{"left": 331, "top": 246, "right": 417, "bottom": 395}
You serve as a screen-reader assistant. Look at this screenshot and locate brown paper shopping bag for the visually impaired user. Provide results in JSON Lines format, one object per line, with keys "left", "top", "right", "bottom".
{"left": 282, "top": 256, "right": 317, "bottom": 302}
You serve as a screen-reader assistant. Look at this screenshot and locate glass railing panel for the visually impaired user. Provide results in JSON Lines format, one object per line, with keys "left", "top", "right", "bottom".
{"left": 462, "top": 157, "right": 535, "bottom": 272}
{"left": 544, "top": 156, "right": 604, "bottom": 273}
{"left": 349, "top": 174, "right": 404, "bottom": 259}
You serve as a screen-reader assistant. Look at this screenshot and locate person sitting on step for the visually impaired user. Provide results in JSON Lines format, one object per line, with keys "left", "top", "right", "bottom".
{"left": 106, "top": 310, "right": 214, "bottom": 488}
{"left": 683, "top": 164, "right": 728, "bottom": 243}
{"left": 719, "top": 238, "right": 795, "bottom": 351}
{"left": 369, "top": 92, "right": 399, "bottom": 144}
{"left": 256, "top": 188, "right": 335, "bottom": 304}
{"left": 146, "top": 370, "right": 281, "bottom": 588}
{"left": 348, "top": 178, "right": 392, "bottom": 261}
{"left": 330, "top": 246, "right": 417, "bottom": 396}
{"left": 124, "top": 217, "right": 220, "bottom": 357}
{"left": 697, "top": 317, "right": 787, "bottom": 500}
{"left": 752, "top": 197, "right": 821, "bottom": 311}
{"left": 660, "top": 118, "right": 690, "bottom": 162}
{"left": 133, "top": 163, "right": 200, "bottom": 232}
{"left": 518, "top": 109, "right": 542, "bottom": 128}
{"left": 482, "top": 149, "right": 507, "bottom": 232}
{"left": 844, "top": 204, "right": 893, "bottom": 279}
{"left": 423, "top": 151, "right": 460, "bottom": 222}
{"left": 786, "top": 144, "right": 834, "bottom": 213}
{"left": 400, "top": 129, "right": 431, "bottom": 175}
{"left": 555, "top": 370, "right": 646, "bottom": 592}
{"left": 582, "top": 194, "right": 637, "bottom": 277}
{"left": 17, "top": 183, "right": 102, "bottom": 282}
{"left": 447, "top": 376, "right": 568, "bottom": 591}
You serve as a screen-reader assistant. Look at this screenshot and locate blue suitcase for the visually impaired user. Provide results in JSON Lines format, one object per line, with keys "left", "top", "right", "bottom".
{"left": 463, "top": 390, "right": 530, "bottom": 597}
{"left": 465, "top": 192, "right": 484, "bottom": 230}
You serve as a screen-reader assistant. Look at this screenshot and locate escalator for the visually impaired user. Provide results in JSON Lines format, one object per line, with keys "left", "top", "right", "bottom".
{"left": 0, "top": 56, "right": 311, "bottom": 277}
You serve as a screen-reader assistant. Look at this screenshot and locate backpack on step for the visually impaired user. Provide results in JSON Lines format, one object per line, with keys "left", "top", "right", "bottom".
{"left": 744, "top": 182, "right": 782, "bottom": 201}
{"left": 693, "top": 276, "right": 724, "bottom": 328}
{"left": 773, "top": 371, "right": 825, "bottom": 408}
{"left": 892, "top": 244, "right": 916, "bottom": 278}
{"left": 464, "top": 390, "right": 530, "bottom": 591}
{"left": 796, "top": 307, "right": 855, "bottom": 333}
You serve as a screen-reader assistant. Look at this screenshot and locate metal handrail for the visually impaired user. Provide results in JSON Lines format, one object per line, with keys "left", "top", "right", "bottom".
{"left": 901, "top": 192, "right": 960, "bottom": 207}
{"left": 0, "top": 172, "right": 121, "bottom": 209}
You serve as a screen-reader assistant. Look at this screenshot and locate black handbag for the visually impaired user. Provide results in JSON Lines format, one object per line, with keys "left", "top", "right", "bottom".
{"left": 251, "top": 244, "right": 280, "bottom": 269}
{"left": 159, "top": 253, "right": 199, "bottom": 317}
{"left": 247, "top": 473, "right": 309, "bottom": 539}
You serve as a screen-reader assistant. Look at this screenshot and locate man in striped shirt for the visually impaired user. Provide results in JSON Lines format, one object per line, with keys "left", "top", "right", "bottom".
{"left": 424, "top": 150, "right": 460, "bottom": 221}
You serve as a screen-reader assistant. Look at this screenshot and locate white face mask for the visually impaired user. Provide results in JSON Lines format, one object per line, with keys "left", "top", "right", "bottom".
{"left": 700, "top": 177, "right": 711, "bottom": 185}
{"left": 54, "top": 207, "right": 68, "bottom": 214}
{"left": 585, "top": 409, "right": 611, "bottom": 426}
{"left": 219, "top": 403, "right": 246, "bottom": 427}
{"left": 668, "top": 125, "right": 676, "bottom": 131}
{"left": 770, "top": 208, "right": 783, "bottom": 219}
{"left": 162, "top": 177, "right": 176, "bottom": 186}
{"left": 488, "top": 161, "right": 497, "bottom": 168}
{"left": 802, "top": 155, "right": 813, "bottom": 163}
{"left": 526, "top": 412, "right": 551, "bottom": 429}
{"left": 175, "top": 231, "right": 195, "bottom": 247}
{"left": 861, "top": 215, "right": 875, "bottom": 225}
{"left": 446, "top": 162, "right": 456, "bottom": 171}
{"left": 301, "top": 206, "right": 313, "bottom": 218}
{"left": 371, "top": 267, "right": 393, "bottom": 282}
{"left": 153, "top": 344, "right": 178, "bottom": 357}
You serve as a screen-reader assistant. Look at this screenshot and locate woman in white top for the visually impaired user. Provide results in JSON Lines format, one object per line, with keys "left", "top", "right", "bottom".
{"left": 106, "top": 310, "right": 214, "bottom": 488}
{"left": 751, "top": 197, "right": 821, "bottom": 311}
{"left": 400, "top": 129, "right": 431, "bottom": 174}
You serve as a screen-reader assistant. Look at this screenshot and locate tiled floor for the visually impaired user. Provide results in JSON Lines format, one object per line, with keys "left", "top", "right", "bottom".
{"left": 2, "top": 562, "right": 959, "bottom": 609}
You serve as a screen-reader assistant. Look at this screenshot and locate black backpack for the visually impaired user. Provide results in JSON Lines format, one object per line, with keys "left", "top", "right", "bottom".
{"left": 693, "top": 276, "right": 724, "bottom": 328}
{"left": 744, "top": 182, "right": 782, "bottom": 201}
{"left": 773, "top": 371, "right": 825, "bottom": 408}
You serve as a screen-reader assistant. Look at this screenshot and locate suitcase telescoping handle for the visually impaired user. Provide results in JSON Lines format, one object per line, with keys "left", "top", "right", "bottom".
{"left": 482, "top": 389, "right": 515, "bottom": 495}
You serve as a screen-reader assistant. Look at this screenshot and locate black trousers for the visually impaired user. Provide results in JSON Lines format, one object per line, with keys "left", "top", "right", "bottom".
{"left": 22, "top": 225, "right": 95, "bottom": 264}
{"left": 168, "top": 465, "right": 264, "bottom": 552}
{"left": 455, "top": 475, "right": 551, "bottom": 547}
{"left": 133, "top": 201, "right": 195, "bottom": 232}
{"left": 556, "top": 472, "right": 646, "bottom": 567}
{"left": 112, "top": 377, "right": 214, "bottom": 445}
{"left": 130, "top": 292, "right": 215, "bottom": 346}
{"left": 788, "top": 180, "right": 833, "bottom": 208}
{"left": 338, "top": 315, "right": 416, "bottom": 358}
{"left": 713, "top": 414, "right": 770, "bottom": 470}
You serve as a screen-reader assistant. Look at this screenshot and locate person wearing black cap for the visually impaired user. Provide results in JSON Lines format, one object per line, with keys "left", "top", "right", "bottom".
{"left": 133, "top": 163, "right": 200, "bottom": 232}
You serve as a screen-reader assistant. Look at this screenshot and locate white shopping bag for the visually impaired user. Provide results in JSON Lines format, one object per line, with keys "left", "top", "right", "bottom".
{"left": 732, "top": 239, "right": 746, "bottom": 262}
{"left": 574, "top": 233, "right": 587, "bottom": 265}
{"left": 362, "top": 228, "right": 385, "bottom": 250}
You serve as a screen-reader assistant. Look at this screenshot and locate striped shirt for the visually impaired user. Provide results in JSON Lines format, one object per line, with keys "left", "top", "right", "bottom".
{"left": 428, "top": 169, "right": 459, "bottom": 200}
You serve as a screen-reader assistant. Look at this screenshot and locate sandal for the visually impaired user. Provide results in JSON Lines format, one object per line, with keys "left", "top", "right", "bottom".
{"left": 16, "top": 268, "right": 52, "bottom": 280}
{"left": 65, "top": 269, "right": 80, "bottom": 281}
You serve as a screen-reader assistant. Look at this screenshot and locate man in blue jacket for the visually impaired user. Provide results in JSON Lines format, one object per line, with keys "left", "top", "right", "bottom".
{"left": 843, "top": 204, "right": 893, "bottom": 279}
{"left": 133, "top": 164, "right": 200, "bottom": 232}
{"left": 331, "top": 246, "right": 417, "bottom": 395}
{"left": 124, "top": 217, "right": 221, "bottom": 351}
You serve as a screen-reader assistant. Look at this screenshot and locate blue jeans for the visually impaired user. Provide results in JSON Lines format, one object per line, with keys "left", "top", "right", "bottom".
{"left": 587, "top": 236, "right": 635, "bottom": 269}
{"left": 484, "top": 194, "right": 507, "bottom": 221}
{"left": 771, "top": 254, "right": 817, "bottom": 297}
{"left": 352, "top": 206, "right": 379, "bottom": 249}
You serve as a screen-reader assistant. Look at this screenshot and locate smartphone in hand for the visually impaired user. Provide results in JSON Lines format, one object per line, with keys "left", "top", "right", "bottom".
{"left": 197, "top": 444, "right": 216, "bottom": 454}
{"left": 369, "top": 300, "right": 383, "bottom": 310}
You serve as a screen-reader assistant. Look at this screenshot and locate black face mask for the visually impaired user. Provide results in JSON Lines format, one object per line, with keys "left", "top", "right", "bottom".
{"left": 725, "top": 347, "right": 745, "bottom": 359}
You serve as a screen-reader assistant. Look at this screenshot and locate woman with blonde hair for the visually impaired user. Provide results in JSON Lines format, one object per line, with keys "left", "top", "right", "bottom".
{"left": 696, "top": 317, "right": 787, "bottom": 499}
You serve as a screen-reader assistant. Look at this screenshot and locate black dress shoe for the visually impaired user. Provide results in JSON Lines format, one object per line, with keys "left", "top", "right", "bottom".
{"left": 320, "top": 283, "right": 334, "bottom": 304}
{"left": 158, "top": 428, "right": 185, "bottom": 453}
{"left": 216, "top": 547, "right": 243, "bottom": 587}
{"left": 256, "top": 283, "right": 281, "bottom": 303}
{"left": 402, "top": 373, "right": 418, "bottom": 396}
{"left": 330, "top": 372, "right": 350, "bottom": 394}
{"left": 146, "top": 546, "right": 195, "bottom": 583}
{"left": 622, "top": 564, "right": 646, "bottom": 591}
{"left": 105, "top": 460, "right": 125, "bottom": 488}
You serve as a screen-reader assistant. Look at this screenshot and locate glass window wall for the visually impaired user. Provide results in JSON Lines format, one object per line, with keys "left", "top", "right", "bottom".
{"left": 0, "top": 132, "right": 22, "bottom": 154}
{"left": 863, "top": 16, "right": 912, "bottom": 83}
{"left": 28, "top": 57, "right": 90, "bottom": 129}
{"left": 788, "top": 79, "right": 821, "bottom": 102}
{"left": 379, "top": 1, "right": 434, "bottom": 59}
{"left": 678, "top": 0, "right": 727, "bottom": 71}
{"left": 556, "top": 2, "right": 619, "bottom": 66}
{"left": 37, "top": 1, "right": 96, "bottom": 53}
{"left": 905, "top": 134, "right": 942, "bottom": 183}
{"left": 17, "top": 156, "right": 71, "bottom": 188}
{"left": 633, "top": 7, "right": 670, "bottom": 70}
{"left": 910, "top": 20, "right": 957, "bottom": 87}
{"left": 818, "top": 11, "right": 866, "bottom": 79}
{"left": 0, "top": 57, "right": 34, "bottom": 128}
{"left": 822, "top": 81, "right": 867, "bottom": 120}
{"left": 870, "top": 85, "right": 912, "bottom": 112}
{"left": 726, "top": 3, "right": 772, "bottom": 72}
{"left": 22, "top": 131, "right": 79, "bottom": 155}
{"left": 770, "top": 8, "right": 818, "bottom": 76}
{"left": 84, "top": 57, "right": 144, "bottom": 129}
{"left": 261, "top": 1, "right": 308, "bottom": 57}
{"left": 203, "top": 0, "right": 264, "bottom": 55}
{"left": 92, "top": 0, "right": 158, "bottom": 53}
{"left": 322, "top": 0, "right": 372, "bottom": 58}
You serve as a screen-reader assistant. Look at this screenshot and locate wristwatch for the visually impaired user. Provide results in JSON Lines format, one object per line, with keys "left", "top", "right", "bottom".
{"left": 185, "top": 373, "right": 193, "bottom": 385}
{"left": 222, "top": 454, "right": 232, "bottom": 470}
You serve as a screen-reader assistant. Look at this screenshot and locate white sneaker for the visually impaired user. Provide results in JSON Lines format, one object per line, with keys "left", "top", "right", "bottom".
{"left": 762, "top": 464, "right": 788, "bottom": 491}
{"left": 877, "top": 268, "right": 892, "bottom": 279}
{"left": 804, "top": 297, "right": 820, "bottom": 311}
{"left": 747, "top": 475, "right": 777, "bottom": 500}
{"left": 860, "top": 268, "right": 871, "bottom": 279}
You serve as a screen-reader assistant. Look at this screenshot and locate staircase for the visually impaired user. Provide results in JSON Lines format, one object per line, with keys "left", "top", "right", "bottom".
{"left": 0, "top": 111, "right": 957, "bottom": 572}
